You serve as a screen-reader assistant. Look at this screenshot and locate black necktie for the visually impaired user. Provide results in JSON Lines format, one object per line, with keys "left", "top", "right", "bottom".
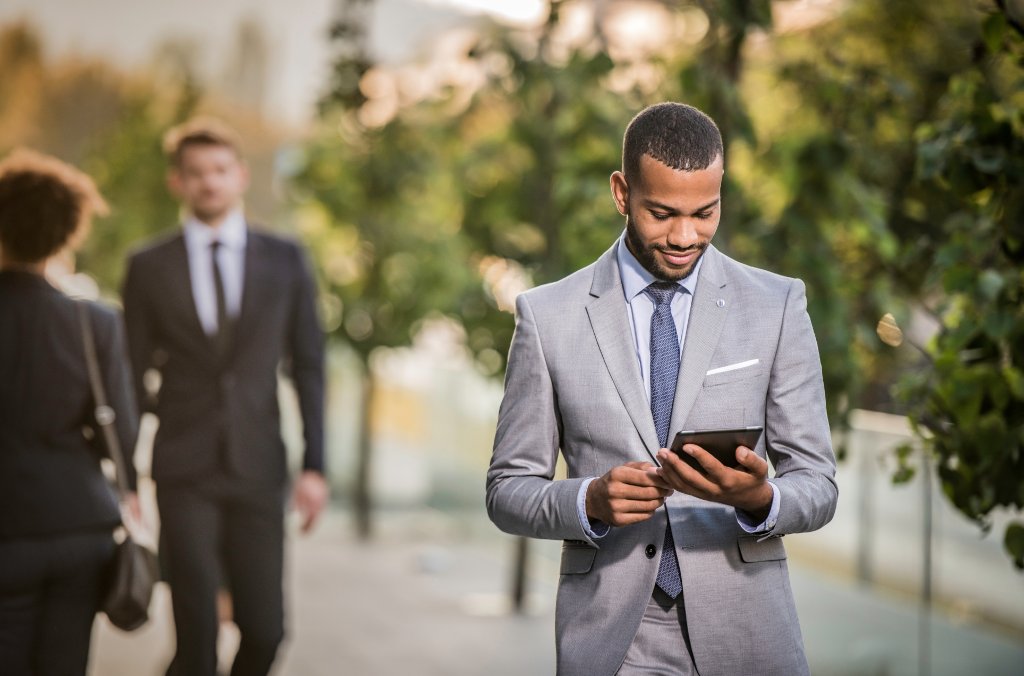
{"left": 645, "top": 281, "right": 684, "bottom": 599}
{"left": 210, "top": 240, "right": 231, "bottom": 356}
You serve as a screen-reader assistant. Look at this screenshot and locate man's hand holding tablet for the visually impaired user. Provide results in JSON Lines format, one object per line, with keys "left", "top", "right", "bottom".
{"left": 669, "top": 426, "right": 764, "bottom": 473}
{"left": 650, "top": 425, "right": 773, "bottom": 522}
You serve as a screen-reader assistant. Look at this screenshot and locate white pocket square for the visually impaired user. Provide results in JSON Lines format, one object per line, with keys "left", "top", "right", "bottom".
{"left": 706, "top": 359, "right": 759, "bottom": 376}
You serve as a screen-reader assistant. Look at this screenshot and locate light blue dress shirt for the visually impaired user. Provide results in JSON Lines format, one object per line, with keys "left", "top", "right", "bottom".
{"left": 182, "top": 209, "right": 247, "bottom": 336}
{"left": 576, "top": 234, "right": 780, "bottom": 539}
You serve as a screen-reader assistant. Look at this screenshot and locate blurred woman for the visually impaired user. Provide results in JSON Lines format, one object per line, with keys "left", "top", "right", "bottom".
{"left": 0, "top": 149, "right": 139, "bottom": 675}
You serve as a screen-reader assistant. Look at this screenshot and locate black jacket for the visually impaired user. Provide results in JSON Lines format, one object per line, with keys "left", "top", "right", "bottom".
{"left": 0, "top": 270, "right": 138, "bottom": 539}
{"left": 121, "top": 228, "right": 325, "bottom": 486}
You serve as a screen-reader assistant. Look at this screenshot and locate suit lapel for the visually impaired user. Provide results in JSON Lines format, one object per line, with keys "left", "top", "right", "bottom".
{"left": 586, "top": 243, "right": 662, "bottom": 462}
{"left": 668, "top": 246, "right": 732, "bottom": 436}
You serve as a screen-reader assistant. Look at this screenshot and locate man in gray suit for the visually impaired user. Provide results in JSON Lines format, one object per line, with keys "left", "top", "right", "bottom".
{"left": 486, "top": 102, "right": 837, "bottom": 675}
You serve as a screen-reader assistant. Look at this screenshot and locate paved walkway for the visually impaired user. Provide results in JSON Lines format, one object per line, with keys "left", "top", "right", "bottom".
{"left": 89, "top": 509, "right": 1024, "bottom": 676}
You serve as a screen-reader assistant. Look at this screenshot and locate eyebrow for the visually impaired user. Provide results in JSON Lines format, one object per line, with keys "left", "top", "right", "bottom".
{"left": 642, "top": 198, "right": 720, "bottom": 215}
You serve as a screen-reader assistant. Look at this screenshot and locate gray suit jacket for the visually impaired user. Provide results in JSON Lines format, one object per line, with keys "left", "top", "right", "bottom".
{"left": 486, "top": 242, "right": 837, "bottom": 676}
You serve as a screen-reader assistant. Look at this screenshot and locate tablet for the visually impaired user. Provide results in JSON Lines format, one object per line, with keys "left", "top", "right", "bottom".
{"left": 669, "top": 426, "right": 764, "bottom": 473}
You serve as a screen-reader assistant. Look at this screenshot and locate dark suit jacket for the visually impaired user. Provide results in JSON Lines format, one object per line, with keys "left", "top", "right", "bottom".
{"left": 121, "top": 227, "right": 324, "bottom": 486}
{"left": 0, "top": 270, "right": 138, "bottom": 539}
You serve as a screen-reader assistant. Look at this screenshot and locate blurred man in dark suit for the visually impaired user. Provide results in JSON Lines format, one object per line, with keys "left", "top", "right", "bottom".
{"left": 122, "top": 118, "right": 327, "bottom": 676}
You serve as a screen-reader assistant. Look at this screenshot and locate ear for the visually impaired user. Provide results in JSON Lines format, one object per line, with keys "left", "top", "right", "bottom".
{"left": 610, "top": 171, "right": 629, "bottom": 217}
{"left": 238, "top": 161, "right": 251, "bottom": 192}
{"left": 166, "top": 169, "right": 183, "bottom": 198}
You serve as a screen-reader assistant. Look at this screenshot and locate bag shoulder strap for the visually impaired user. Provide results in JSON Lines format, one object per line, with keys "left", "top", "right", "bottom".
{"left": 76, "top": 301, "right": 130, "bottom": 496}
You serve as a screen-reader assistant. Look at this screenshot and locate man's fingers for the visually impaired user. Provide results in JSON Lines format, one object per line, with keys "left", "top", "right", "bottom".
{"left": 297, "top": 494, "right": 325, "bottom": 533}
{"left": 658, "top": 449, "right": 717, "bottom": 493}
{"left": 626, "top": 459, "right": 676, "bottom": 490}
{"left": 606, "top": 509, "right": 660, "bottom": 527}
{"left": 301, "top": 508, "right": 319, "bottom": 533}
{"left": 588, "top": 462, "right": 677, "bottom": 526}
{"left": 612, "top": 464, "right": 674, "bottom": 490}
{"left": 683, "top": 444, "right": 728, "bottom": 479}
{"left": 606, "top": 481, "right": 672, "bottom": 500}
{"left": 734, "top": 446, "right": 768, "bottom": 477}
{"left": 609, "top": 497, "right": 666, "bottom": 513}
{"left": 292, "top": 471, "right": 329, "bottom": 535}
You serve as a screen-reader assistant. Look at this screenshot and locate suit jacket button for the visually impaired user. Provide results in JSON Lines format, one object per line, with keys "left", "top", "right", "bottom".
{"left": 645, "top": 544, "right": 656, "bottom": 559}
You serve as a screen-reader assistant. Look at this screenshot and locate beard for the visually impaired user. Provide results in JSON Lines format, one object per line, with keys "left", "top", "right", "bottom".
{"left": 624, "top": 213, "right": 710, "bottom": 282}
{"left": 190, "top": 197, "right": 235, "bottom": 226}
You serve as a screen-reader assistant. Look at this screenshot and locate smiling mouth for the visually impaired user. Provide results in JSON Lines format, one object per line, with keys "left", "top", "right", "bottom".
{"left": 657, "top": 247, "right": 703, "bottom": 266}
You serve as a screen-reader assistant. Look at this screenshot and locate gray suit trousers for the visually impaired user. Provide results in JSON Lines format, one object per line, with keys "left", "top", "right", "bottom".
{"left": 617, "top": 591, "right": 696, "bottom": 676}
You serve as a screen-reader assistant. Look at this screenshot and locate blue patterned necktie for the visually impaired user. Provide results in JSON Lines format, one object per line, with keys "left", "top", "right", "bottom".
{"left": 645, "top": 281, "right": 684, "bottom": 599}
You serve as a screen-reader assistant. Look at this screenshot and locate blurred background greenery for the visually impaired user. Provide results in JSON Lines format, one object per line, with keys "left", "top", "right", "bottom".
{"left": 1, "top": 1, "right": 1022, "bottom": 669}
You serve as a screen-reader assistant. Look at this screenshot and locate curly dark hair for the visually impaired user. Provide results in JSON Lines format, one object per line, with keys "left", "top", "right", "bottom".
{"left": 0, "top": 148, "right": 108, "bottom": 263}
{"left": 622, "top": 102, "right": 724, "bottom": 181}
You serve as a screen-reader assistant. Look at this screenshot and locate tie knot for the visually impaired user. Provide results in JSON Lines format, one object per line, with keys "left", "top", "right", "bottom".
{"left": 643, "top": 281, "right": 678, "bottom": 307}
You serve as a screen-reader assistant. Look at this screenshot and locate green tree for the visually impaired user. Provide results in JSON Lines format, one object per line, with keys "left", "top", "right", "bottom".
{"left": 749, "top": 0, "right": 1023, "bottom": 566}
{"left": 294, "top": 0, "right": 480, "bottom": 538}
{"left": 0, "top": 20, "right": 200, "bottom": 291}
{"left": 438, "top": 0, "right": 643, "bottom": 609}
{"left": 0, "top": 22, "right": 45, "bottom": 152}
{"left": 448, "top": 0, "right": 640, "bottom": 375}
{"left": 891, "top": 7, "right": 1024, "bottom": 568}
{"left": 294, "top": 101, "right": 473, "bottom": 538}
{"left": 78, "top": 81, "right": 199, "bottom": 291}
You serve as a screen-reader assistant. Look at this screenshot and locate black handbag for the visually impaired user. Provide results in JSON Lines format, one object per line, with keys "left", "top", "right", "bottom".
{"left": 78, "top": 302, "right": 159, "bottom": 632}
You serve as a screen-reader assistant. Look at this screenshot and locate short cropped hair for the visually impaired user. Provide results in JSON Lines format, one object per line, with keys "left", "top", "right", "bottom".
{"left": 162, "top": 116, "right": 244, "bottom": 167}
{"left": 0, "top": 148, "right": 108, "bottom": 263}
{"left": 622, "top": 102, "right": 724, "bottom": 181}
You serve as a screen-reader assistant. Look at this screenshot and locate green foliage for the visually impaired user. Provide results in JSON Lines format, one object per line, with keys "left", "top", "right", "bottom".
{"left": 291, "top": 111, "right": 474, "bottom": 362}
{"left": 0, "top": 21, "right": 200, "bottom": 293}
{"left": 744, "top": 0, "right": 1023, "bottom": 567}
{"left": 755, "top": 0, "right": 986, "bottom": 428}
{"left": 320, "top": 0, "right": 373, "bottom": 113}
{"left": 447, "top": 8, "right": 642, "bottom": 374}
{"left": 296, "top": 0, "right": 644, "bottom": 375}
{"left": 891, "top": 7, "right": 1024, "bottom": 567}
{"left": 78, "top": 86, "right": 198, "bottom": 291}
{"left": 892, "top": 443, "right": 917, "bottom": 484}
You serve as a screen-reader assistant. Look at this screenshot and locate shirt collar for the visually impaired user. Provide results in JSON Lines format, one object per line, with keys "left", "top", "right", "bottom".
{"left": 616, "top": 232, "right": 703, "bottom": 301}
{"left": 183, "top": 208, "right": 247, "bottom": 251}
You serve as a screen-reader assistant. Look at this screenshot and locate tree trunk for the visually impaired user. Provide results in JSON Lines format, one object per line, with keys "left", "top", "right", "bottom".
{"left": 354, "top": 365, "right": 375, "bottom": 540}
{"left": 511, "top": 536, "right": 530, "bottom": 614}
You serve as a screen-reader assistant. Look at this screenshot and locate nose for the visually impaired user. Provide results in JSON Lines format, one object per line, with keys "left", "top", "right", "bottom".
{"left": 665, "top": 217, "right": 699, "bottom": 249}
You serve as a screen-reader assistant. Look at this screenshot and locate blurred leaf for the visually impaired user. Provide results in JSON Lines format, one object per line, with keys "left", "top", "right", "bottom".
{"left": 877, "top": 313, "right": 904, "bottom": 347}
{"left": 978, "top": 269, "right": 1005, "bottom": 300}
{"left": 971, "top": 146, "right": 1006, "bottom": 174}
{"left": 1005, "top": 367, "right": 1024, "bottom": 400}
{"left": 982, "top": 11, "right": 1008, "bottom": 54}
{"left": 892, "top": 443, "right": 917, "bottom": 483}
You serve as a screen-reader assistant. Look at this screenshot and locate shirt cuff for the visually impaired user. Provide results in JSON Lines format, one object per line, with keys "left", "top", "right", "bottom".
{"left": 577, "top": 477, "right": 610, "bottom": 539}
{"left": 736, "top": 481, "right": 780, "bottom": 534}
